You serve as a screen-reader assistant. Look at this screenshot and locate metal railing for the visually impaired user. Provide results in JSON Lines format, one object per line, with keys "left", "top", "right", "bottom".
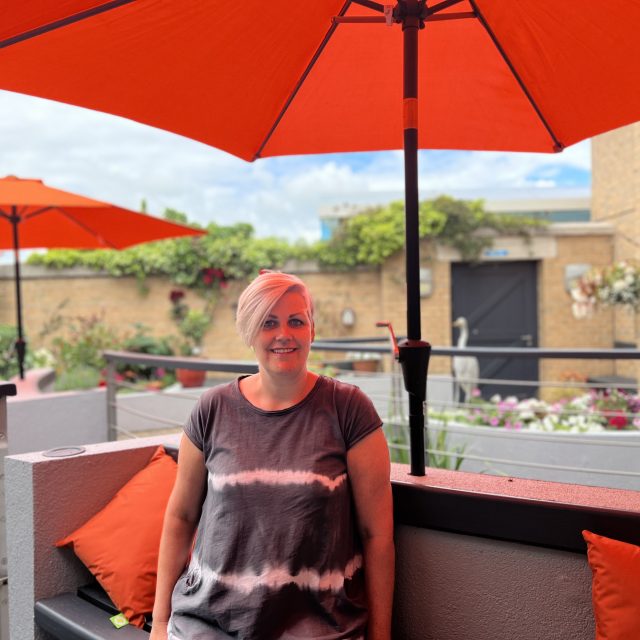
{"left": 102, "top": 343, "right": 639, "bottom": 489}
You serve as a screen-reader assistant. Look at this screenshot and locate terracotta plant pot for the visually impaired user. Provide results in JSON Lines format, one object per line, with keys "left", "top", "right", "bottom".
{"left": 352, "top": 359, "right": 380, "bottom": 373}
{"left": 176, "top": 368, "right": 206, "bottom": 388}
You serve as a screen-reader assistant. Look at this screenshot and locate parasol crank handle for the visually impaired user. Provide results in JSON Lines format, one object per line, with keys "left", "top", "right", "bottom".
{"left": 375, "top": 321, "right": 399, "bottom": 359}
{"left": 376, "top": 321, "right": 431, "bottom": 401}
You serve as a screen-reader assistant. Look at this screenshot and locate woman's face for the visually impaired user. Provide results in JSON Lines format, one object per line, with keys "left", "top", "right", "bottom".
{"left": 252, "top": 290, "right": 314, "bottom": 377}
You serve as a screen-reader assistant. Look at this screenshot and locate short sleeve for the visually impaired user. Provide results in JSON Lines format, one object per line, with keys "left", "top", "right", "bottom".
{"left": 183, "top": 390, "right": 216, "bottom": 453}
{"left": 335, "top": 381, "right": 382, "bottom": 450}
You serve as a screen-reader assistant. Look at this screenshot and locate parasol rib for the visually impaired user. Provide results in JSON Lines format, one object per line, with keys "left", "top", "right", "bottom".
{"left": 22, "top": 207, "right": 55, "bottom": 220}
{"left": 425, "top": 0, "right": 465, "bottom": 15}
{"left": 49, "top": 208, "right": 120, "bottom": 249}
{"left": 351, "top": 0, "right": 386, "bottom": 12}
{"left": 253, "top": 1, "right": 353, "bottom": 160}
{"left": 0, "top": 0, "right": 136, "bottom": 50}
{"left": 468, "top": 0, "right": 564, "bottom": 152}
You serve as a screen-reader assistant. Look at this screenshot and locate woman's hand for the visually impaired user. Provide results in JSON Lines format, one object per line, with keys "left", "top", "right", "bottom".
{"left": 149, "top": 620, "right": 168, "bottom": 640}
{"left": 152, "top": 435, "right": 207, "bottom": 640}
{"left": 347, "top": 429, "right": 395, "bottom": 640}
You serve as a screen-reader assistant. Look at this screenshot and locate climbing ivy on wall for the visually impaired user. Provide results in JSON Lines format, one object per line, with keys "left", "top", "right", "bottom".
{"left": 27, "top": 198, "right": 546, "bottom": 284}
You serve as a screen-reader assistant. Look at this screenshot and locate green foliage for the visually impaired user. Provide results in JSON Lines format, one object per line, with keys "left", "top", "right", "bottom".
{"left": 429, "top": 195, "right": 546, "bottom": 261}
{"left": 120, "top": 323, "right": 175, "bottom": 380}
{"left": 54, "top": 365, "right": 102, "bottom": 391}
{"left": 0, "top": 324, "right": 19, "bottom": 379}
{"left": 0, "top": 325, "right": 54, "bottom": 379}
{"left": 177, "top": 309, "right": 211, "bottom": 355}
{"left": 51, "top": 314, "right": 120, "bottom": 374}
{"left": 384, "top": 419, "right": 466, "bottom": 469}
{"left": 27, "top": 218, "right": 293, "bottom": 288}
{"left": 168, "top": 289, "right": 212, "bottom": 355}
{"left": 427, "top": 425, "right": 466, "bottom": 471}
{"left": 26, "top": 199, "right": 546, "bottom": 283}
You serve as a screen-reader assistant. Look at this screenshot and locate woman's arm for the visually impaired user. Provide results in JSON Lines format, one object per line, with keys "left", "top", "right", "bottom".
{"left": 150, "top": 435, "right": 207, "bottom": 639}
{"left": 347, "top": 429, "right": 395, "bottom": 640}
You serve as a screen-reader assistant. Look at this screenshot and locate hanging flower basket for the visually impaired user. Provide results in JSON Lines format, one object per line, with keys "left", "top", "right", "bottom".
{"left": 570, "top": 261, "right": 640, "bottom": 319}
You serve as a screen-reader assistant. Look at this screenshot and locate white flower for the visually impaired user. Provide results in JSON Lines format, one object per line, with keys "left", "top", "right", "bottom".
{"left": 613, "top": 279, "right": 626, "bottom": 292}
{"left": 573, "top": 262, "right": 640, "bottom": 317}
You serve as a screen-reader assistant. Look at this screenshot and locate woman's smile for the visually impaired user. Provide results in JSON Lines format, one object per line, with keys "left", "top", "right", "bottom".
{"left": 252, "top": 290, "right": 314, "bottom": 376}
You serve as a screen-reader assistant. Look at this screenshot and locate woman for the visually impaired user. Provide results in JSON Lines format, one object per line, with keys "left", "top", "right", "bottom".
{"left": 151, "top": 271, "right": 394, "bottom": 640}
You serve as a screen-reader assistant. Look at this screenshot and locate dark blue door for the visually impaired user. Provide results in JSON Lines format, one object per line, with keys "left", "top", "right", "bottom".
{"left": 451, "top": 261, "right": 539, "bottom": 399}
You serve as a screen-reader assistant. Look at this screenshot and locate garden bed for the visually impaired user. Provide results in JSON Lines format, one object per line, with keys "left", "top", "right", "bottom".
{"left": 384, "top": 417, "right": 640, "bottom": 490}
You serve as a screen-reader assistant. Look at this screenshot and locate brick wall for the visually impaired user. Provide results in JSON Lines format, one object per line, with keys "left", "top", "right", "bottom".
{"left": 0, "top": 225, "right": 622, "bottom": 389}
{"left": 0, "top": 266, "right": 384, "bottom": 364}
{"left": 592, "top": 124, "right": 640, "bottom": 383}
{"left": 538, "top": 231, "right": 615, "bottom": 388}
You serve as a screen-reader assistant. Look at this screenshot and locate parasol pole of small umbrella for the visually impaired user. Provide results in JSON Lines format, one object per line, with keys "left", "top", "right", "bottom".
{"left": 9, "top": 206, "right": 26, "bottom": 380}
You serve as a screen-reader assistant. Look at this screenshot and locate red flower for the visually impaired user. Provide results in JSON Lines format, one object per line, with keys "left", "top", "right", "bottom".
{"left": 170, "top": 289, "right": 185, "bottom": 303}
{"left": 607, "top": 413, "right": 627, "bottom": 429}
{"left": 201, "top": 267, "right": 226, "bottom": 287}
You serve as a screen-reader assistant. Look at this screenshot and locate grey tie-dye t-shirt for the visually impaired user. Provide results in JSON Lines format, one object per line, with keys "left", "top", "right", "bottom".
{"left": 168, "top": 375, "right": 382, "bottom": 640}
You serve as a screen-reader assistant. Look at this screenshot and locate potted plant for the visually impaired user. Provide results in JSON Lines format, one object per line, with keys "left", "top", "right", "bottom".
{"left": 169, "top": 289, "right": 212, "bottom": 388}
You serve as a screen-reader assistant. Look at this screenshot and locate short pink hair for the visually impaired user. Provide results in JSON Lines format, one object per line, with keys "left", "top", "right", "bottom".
{"left": 235, "top": 271, "right": 314, "bottom": 346}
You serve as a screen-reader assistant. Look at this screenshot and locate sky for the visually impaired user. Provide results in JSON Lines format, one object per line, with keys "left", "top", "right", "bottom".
{"left": 0, "top": 89, "right": 591, "bottom": 245}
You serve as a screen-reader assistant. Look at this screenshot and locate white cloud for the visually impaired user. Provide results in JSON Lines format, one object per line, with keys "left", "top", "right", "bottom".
{"left": 0, "top": 90, "right": 591, "bottom": 247}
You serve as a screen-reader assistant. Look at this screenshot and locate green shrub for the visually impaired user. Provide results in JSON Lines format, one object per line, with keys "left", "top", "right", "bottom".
{"left": 54, "top": 366, "right": 102, "bottom": 391}
{"left": 0, "top": 324, "right": 18, "bottom": 379}
{"left": 27, "top": 200, "right": 546, "bottom": 284}
{"left": 119, "top": 324, "right": 175, "bottom": 381}
{"left": 51, "top": 314, "right": 120, "bottom": 374}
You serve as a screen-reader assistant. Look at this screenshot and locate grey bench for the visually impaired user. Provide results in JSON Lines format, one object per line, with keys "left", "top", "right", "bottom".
{"left": 35, "top": 583, "right": 150, "bottom": 639}
{"left": 33, "top": 445, "right": 181, "bottom": 640}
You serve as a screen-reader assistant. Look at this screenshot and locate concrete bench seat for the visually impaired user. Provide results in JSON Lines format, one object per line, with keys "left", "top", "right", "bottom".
{"left": 35, "top": 589, "right": 149, "bottom": 639}
{"left": 35, "top": 582, "right": 152, "bottom": 639}
{"left": 7, "top": 436, "right": 640, "bottom": 640}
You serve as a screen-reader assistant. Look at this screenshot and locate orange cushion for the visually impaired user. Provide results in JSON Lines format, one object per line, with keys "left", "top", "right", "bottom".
{"left": 56, "top": 446, "right": 177, "bottom": 628}
{"left": 583, "top": 530, "right": 640, "bottom": 640}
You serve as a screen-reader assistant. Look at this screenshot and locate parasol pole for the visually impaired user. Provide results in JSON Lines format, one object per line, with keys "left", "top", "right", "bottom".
{"left": 10, "top": 206, "right": 26, "bottom": 380}
{"left": 339, "top": 0, "right": 431, "bottom": 475}
{"left": 398, "top": 0, "right": 431, "bottom": 475}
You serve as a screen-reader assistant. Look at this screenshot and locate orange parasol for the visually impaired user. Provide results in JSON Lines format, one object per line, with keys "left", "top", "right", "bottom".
{"left": 0, "top": 175, "right": 206, "bottom": 379}
{"left": 1, "top": 0, "right": 639, "bottom": 472}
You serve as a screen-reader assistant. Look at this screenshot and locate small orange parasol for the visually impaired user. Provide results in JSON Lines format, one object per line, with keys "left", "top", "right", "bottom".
{"left": 0, "top": 175, "right": 206, "bottom": 379}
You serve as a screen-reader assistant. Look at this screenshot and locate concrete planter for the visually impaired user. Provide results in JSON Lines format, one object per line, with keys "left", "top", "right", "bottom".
{"left": 7, "top": 388, "right": 107, "bottom": 455}
{"left": 385, "top": 418, "right": 640, "bottom": 490}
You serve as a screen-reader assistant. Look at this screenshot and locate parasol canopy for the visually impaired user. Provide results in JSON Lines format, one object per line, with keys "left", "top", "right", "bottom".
{"left": 0, "top": 175, "right": 206, "bottom": 379}
{"left": 2, "top": 0, "right": 639, "bottom": 472}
